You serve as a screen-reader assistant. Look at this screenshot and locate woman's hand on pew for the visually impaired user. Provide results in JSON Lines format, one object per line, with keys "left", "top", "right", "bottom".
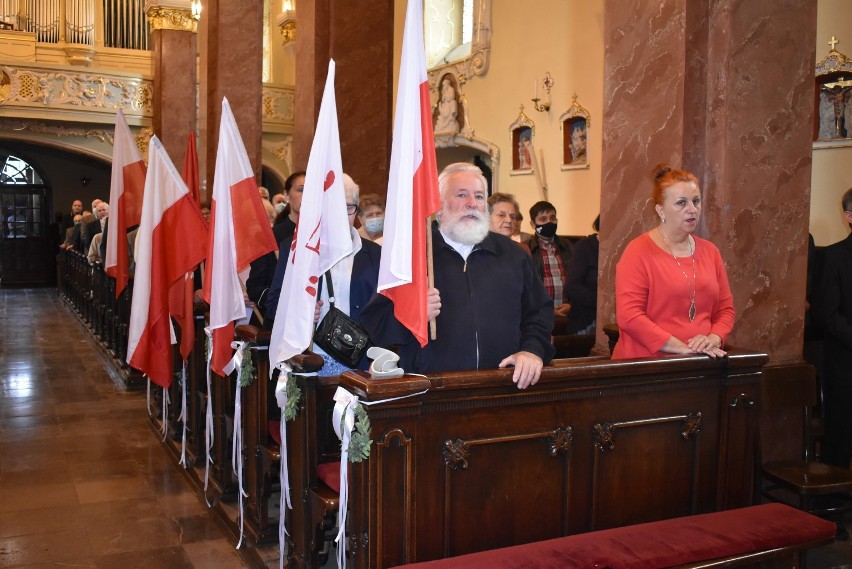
{"left": 499, "top": 351, "right": 544, "bottom": 390}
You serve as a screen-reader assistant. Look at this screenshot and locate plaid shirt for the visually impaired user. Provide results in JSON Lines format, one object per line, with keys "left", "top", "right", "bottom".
{"left": 538, "top": 238, "right": 567, "bottom": 304}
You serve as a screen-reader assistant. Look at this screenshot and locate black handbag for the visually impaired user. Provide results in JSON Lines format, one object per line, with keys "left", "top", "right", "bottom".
{"left": 312, "top": 271, "right": 370, "bottom": 368}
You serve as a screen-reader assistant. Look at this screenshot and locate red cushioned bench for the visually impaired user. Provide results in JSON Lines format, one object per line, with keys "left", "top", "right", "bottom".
{"left": 390, "top": 503, "right": 835, "bottom": 569}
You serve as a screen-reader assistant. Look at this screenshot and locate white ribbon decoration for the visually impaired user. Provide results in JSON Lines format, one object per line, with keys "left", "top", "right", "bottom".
{"left": 332, "top": 386, "right": 358, "bottom": 569}
{"left": 161, "top": 386, "right": 170, "bottom": 441}
{"left": 275, "top": 363, "right": 292, "bottom": 569}
{"left": 203, "top": 327, "right": 215, "bottom": 507}
{"left": 178, "top": 360, "right": 188, "bottom": 468}
{"left": 229, "top": 340, "right": 250, "bottom": 549}
{"left": 330, "top": 386, "right": 429, "bottom": 568}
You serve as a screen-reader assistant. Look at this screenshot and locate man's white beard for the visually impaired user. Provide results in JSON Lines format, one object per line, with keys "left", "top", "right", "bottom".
{"left": 442, "top": 211, "right": 489, "bottom": 245}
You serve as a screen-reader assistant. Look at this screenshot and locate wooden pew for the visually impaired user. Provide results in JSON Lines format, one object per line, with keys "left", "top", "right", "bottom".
{"left": 336, "top": 349, "right": 767, "bottom": 568}
{"left": 387, "top": 503, "right": 835, "bottom": 569}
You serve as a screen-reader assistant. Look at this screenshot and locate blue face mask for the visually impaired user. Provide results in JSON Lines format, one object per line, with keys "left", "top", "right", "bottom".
{"left": 365, "top": 217, "right": 384, "bottom": 234}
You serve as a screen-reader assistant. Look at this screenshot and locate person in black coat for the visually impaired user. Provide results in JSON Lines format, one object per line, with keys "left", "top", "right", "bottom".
{"left": 564, "top": 215, "right": 600, "bottom": 334}
{"left": 361, "top": 163, "right": 554, "bottom": 389}
{"left": 816, "top": 188, "right": 852, "bottom": 468}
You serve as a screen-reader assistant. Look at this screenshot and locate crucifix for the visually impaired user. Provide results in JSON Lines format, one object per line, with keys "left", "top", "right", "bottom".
{"left": 829, "top": 36, "right": 839, "bottom": 51}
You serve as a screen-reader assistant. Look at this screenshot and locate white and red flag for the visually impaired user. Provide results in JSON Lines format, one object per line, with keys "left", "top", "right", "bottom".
{"left": 269, "top": 59, "right": 351, "bottom": 370}
{"left": 168, "top": 132, "right": 205, "bottom": 361}
{"left": 127, "top": 136, "right": 207, "bottom": 387}
{"left": 105, "top": 108, "right": 146, "bottom": 297}
{"left": 377, "top": 0, "right": 442, "bottom": 347}
{"left": 203, "top": 98, "right": 278, "bottom": 376}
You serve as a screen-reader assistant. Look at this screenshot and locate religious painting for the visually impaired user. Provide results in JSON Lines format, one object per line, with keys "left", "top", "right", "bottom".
{"left": 814, "top": 37, "right": 852, "bottom": 149}
{"left": 559, "top": 95, "right": 591, "bottom": 170}
{"left": 508, "top": 106, "right": 535, "bottom": 175}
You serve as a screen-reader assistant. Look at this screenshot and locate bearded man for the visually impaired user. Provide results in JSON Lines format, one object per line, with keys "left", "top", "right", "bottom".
{"left": 361, "top": 162, "right": 554, "bottom": 389}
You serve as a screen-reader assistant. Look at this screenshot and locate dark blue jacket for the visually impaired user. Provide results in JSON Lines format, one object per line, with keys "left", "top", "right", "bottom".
{"left": 361, "top": 227, "right": 555, "bottom": 374}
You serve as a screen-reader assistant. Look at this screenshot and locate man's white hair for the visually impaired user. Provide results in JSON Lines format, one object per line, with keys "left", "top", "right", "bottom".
{"left": 342, "top": 173, "right": 360, "bottom": 205}
{"left": 438, "top": 163, "right": 488, "bottom": 201}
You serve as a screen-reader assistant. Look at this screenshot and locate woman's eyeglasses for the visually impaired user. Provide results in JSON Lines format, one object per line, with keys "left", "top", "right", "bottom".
{"left": 346, "top": 203, "right": 359, "bottom": 215}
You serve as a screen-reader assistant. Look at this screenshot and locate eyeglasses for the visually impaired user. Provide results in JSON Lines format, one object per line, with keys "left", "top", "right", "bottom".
{"left": 346, "top": 203, "right": 359, "bottom": 215}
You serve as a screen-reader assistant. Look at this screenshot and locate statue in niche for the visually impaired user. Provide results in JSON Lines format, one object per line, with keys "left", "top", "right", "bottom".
{"left": 819, "top": 85, "right": 851, "bottom": 140}
{"left": 434, "top": 74, "right": 460, "bottom": 135}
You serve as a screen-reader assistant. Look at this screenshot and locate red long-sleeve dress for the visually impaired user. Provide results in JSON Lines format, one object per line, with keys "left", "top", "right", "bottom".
{"left": 612, "top": 232, "right": 735, "bottom": 359}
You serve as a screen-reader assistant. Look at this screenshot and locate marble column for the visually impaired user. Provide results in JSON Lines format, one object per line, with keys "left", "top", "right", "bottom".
{"left": 146, "top": 2, "right": 198, "bottom": 167}
{"left": 598, "top": 1, "right": 817, "bottom": 363}
{"left": 200, "top": 0, "right": 263, "bottom": 191}
{"left": 294, "top": 0, "right": 393, "bottom": 196}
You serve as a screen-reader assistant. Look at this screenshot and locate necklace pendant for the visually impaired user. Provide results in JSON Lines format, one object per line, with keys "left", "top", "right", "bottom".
{"left": 688, "top": 300, "right": 696, "bottom": 322}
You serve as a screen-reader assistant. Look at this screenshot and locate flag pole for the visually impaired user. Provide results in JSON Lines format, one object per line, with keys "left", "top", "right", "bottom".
{"left": 426, "top": 214, "right": 436, "bottom": 340}
{"left": 239, "top": 279, "right": 264, "bottom": 325}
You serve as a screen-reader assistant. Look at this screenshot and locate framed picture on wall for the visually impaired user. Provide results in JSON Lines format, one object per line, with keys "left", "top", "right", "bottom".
{"left": 560, "top": 95, "right": 591, "bottom": 170}
{"left": 508, "top": 106, "right": 535, "bottom": 175}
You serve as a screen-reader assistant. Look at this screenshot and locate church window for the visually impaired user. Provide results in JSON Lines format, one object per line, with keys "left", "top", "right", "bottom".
{"left": 425, "top": 0, "right": 473, "bottom": 69}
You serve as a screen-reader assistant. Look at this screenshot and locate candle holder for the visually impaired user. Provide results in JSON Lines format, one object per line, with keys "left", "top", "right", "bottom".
{"left": 531, "top": 71, "right": 554, "bottom": 113}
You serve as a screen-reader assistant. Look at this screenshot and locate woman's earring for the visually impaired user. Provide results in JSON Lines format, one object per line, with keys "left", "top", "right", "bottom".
{"left": 662, "top": 217, "right": 666, "bottom": 224}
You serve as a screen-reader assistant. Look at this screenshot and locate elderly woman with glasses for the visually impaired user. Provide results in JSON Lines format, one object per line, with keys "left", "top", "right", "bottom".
{"left": 488, "top": 192, "right": 530, "bottom": 253}
{"left": 266, "top": 173, "right": 381, "bottom": 375}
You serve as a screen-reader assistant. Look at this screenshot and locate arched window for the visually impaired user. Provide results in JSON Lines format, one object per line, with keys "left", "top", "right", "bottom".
{"left": 424, "top": 0, "right": 474, "bottom": 69}
{"left": 1, "top": 153, "right": 45, "bottom": 185}
{"left": 1, "top": 150, "right": 52, "bottom": 284}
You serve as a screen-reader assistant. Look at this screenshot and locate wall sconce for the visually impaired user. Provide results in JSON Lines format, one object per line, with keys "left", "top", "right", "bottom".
{"left": 277, "top": 0, "right": 296, "bottom": 46}
{"left": 190, "top": 0, "right": 202, "bottom": 19}
{"left": 531, "top": 72, "right": 554, "bottom": 113}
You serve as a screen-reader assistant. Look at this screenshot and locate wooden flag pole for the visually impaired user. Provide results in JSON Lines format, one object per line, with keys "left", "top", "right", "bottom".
{"left": 426, "top": 214, "right": 437, "bottom": 340}
{"left": 239, "top": 279, "right": 264, "bottom": 326}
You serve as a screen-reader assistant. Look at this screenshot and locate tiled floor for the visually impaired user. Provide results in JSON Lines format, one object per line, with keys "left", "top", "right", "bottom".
{"left": 0, "top": 288, "right": 246, "bottom": 568}
{"left": 4, "top": 287, "right": 852, "bottom": 569}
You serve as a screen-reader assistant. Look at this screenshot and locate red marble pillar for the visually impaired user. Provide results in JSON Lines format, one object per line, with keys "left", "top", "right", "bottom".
{"left": 201, "top": 0, "right": 263, "bottom": 189}
{"left": 598, "top": 1, "right": 817, "bottom": 363}
{"left": 147, "top": 6, "right": 198, "bottom": 167}
{"left": 294, "top": 0, "right": 393, "bottom": 196}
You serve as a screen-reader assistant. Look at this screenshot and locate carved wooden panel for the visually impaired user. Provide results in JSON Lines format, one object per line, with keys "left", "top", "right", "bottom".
{"left": 591, "top": 413, "right": 702, "bottom": 530}
{"left": 440, "top": 427, "right": 573, "bottom": 557}
{"left": 373, "top": 428, "right": 414, "bottom": 568}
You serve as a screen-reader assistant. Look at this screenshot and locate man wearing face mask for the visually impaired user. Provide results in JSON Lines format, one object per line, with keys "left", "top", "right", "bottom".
{"left": 356, "top": 193, "right": 385, "bottom": 244}
{"left": 525, "top": 201, "right": 572, "bottom": 317}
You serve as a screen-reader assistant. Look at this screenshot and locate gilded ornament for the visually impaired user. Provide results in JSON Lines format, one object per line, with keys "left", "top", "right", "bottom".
{"left": 280, "top": 20, "right": 296, "bottom": 44}
{"left": 146, "top": 7, "right": 198, "bottom": 33}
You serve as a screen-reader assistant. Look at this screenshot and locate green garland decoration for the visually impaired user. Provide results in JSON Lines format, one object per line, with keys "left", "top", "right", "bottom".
{"left": 346, "top": 403, "right": 372, "bottom": 463}
{"left": 238, "top": 345, "right": 255, "bottom": 388}
{"left": 283, "top": 372, "right": 302, "bottom": 421}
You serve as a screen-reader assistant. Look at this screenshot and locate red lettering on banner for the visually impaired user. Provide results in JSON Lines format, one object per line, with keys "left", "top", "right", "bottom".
{"left": 305, "top": 275, "right": 319, "bottom": 297}
{"left": 290, "top": 226, "right": 299, "bottom": 264}
{"left": 304, "top": 219, "right": 321, "bottom": 255}
{"left": 323, "top": 171, "right": 335, "bottom": 191}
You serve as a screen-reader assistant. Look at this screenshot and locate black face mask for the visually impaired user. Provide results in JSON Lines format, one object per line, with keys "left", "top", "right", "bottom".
{"left": 535, "top": 222, "right": 558, "bottom": 238}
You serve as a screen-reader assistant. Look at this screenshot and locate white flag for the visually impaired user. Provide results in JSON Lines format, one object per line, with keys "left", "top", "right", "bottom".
{"left": 269, "top": 59, "right": 352, "bottom": 370}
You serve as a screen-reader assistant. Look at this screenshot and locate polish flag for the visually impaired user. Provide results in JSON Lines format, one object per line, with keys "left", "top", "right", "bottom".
{"left": 269, "top": 59, "right": 352, "bottom": 369}
{"left": 105, "top": 108, "right": 147, "bottom": 297}
{"left": 376, "top": 0, "right": 442, "bottom": 347}
{"left": 203, "top": 98, "right": 278, "bottom": 376}
{"left": 127, "top": 136, "right": 207, "bottom": 387}
{"left": 168, "top": 132, "right": 206, "bottom": 360}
